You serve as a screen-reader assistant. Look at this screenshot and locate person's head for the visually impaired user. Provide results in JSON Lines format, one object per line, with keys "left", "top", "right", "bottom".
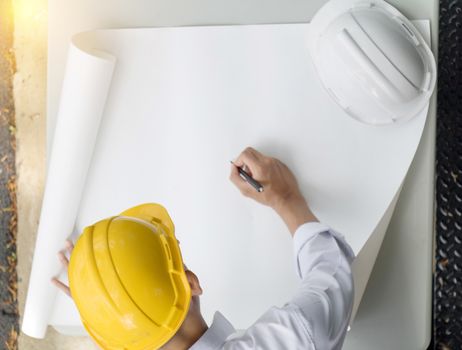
{"left": 68, "top": 203, "right": 208, "bottom": 350}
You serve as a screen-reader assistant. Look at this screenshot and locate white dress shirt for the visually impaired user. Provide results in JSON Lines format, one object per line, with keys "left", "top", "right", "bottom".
{"left": 189, "top": 222, "right": 355, "bottom": 350}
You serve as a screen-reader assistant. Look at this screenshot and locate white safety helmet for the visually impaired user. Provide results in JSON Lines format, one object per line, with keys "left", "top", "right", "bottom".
{"left": 308, "top": 0, "right": 436, "bottom": 126}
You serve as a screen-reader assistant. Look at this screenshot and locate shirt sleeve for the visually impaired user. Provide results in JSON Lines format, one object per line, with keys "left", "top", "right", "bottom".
{"left": 290, "top": 222, "right": 355, "bottom": 350}
{"left": 222, "top": 222, "right": 354, "bottom": 350}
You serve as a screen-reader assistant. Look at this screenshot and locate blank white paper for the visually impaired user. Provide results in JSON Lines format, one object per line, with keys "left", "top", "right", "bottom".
{"left": 22, "top": 21, "right": 431, "bottom": 338}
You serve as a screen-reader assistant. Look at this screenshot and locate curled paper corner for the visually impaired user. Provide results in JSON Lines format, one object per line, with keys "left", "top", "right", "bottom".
{"left": 21, "top": 33, "right": 116, "bottom": 339}
{"left": 72, "top": 31, "right": 117, "bottom": 64}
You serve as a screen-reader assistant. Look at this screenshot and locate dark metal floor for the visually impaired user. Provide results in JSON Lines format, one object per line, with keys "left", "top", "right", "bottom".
{"left": 435, "top": 0, "right": 462, "bottom": 349}
{"left": 0, "top": 0, "right": 18, "bottom": 348}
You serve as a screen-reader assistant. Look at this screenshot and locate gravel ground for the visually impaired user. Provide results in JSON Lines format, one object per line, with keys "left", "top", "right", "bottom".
{"left": 0, "top": 0, "right": 19, "bottom": 348}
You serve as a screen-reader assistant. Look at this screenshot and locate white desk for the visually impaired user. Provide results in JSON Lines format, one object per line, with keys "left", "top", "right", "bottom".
{"left": 47, "top": 1, "right": 437, "bottom": 348}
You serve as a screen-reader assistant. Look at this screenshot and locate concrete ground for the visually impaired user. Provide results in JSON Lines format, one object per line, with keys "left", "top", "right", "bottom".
{"left": 0, "top": 0, "right": 19, "bottom": 347}
{"left": 13, "top": 0, "right": 96, "bottom": 348}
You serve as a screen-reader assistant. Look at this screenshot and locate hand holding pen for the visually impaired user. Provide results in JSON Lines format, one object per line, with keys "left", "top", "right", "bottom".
{"left": 230, "top": 161, "right": 264, "bottom": 193}
{"left": 229, "top": 147, "right": 296, "bottom": 207}
{"left": 229, "top": 147, "right": 318, "bottom": 234}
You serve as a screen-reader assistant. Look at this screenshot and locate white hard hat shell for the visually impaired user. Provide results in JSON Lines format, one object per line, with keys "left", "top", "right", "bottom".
{"left": 308, "top": 0, "right": 436, "bottom": 125}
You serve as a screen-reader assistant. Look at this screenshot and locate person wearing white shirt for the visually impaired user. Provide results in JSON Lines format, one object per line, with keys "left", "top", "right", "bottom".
{"left": 53, "top": 146, "right": 354, "bottom": 350}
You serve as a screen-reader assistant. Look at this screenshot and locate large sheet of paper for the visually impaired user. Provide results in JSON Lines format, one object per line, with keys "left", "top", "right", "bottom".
{"left": 23, "top": 21, "right": 430, "bottom": 338}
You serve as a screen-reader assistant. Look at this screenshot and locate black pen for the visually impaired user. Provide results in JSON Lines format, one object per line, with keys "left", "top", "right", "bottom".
{"left": 230, "top": 161, "right": 264, "bottom": 193}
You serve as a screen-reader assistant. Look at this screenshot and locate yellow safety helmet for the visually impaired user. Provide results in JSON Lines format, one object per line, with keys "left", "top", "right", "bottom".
{"left": 68, "top": 203, "right": 191, "bottom": 350}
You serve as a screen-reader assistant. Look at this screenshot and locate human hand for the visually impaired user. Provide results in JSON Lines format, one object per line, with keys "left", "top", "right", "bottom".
{"left": 229, "top": 147, "right": 318, "bottom": 234}
{"left": 51, "top": 240, "right": 74, "bottom": 297}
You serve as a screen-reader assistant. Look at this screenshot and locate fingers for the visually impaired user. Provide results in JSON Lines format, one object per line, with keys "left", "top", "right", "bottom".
{"left": 51, "top": 239, "right": 75, "bottom": 298}
{"left": 65, "top": 239, "right": 74, "bottom": 253}
{"left": 234, "top": 147, "right": 262, "bottom": 166}
{"left": 58, "top": 239, "right": 74, "bottom": 268}
{"left": 230, "top": 147, "right": 268, "bottom": 196}
{"left": 229, "top": 162, "right": 253, "bottom": 196}
{"left": 51, "top": 277, "right": 71, "bottom": 297}
{"left": 233, "top": 147, "right": 265, "bottom": 176}
{"left": 58, "top": 251, "right": 69, "bottom": 268}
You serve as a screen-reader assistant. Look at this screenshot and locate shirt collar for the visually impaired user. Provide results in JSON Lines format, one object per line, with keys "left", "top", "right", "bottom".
{"left": 189, "top": 312, "right": 235, "bottom": 350}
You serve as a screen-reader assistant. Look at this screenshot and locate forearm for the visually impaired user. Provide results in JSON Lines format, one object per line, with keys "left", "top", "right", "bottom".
{"left": 273, "top": 195, "right": 318, "bottom": 235}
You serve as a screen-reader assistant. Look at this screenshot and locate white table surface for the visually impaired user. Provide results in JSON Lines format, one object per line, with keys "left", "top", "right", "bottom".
{"left": 48, "top": 1, "right": 437, "bottom": 348}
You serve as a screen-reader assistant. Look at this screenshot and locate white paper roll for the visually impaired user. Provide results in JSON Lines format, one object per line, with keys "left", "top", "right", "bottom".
{"left": 21, "top": 39, "right": 115, "bottom": 338}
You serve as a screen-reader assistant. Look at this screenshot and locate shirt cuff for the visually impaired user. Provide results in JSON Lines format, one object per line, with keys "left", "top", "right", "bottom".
{"left": 293, "top": 222, "right": 330, "bottom": 279}
{"left": 293, "top": 221, "right": 331, "bottom": 254}
{"left": 293, "top": 222, "right": 355, "bottom": 279}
